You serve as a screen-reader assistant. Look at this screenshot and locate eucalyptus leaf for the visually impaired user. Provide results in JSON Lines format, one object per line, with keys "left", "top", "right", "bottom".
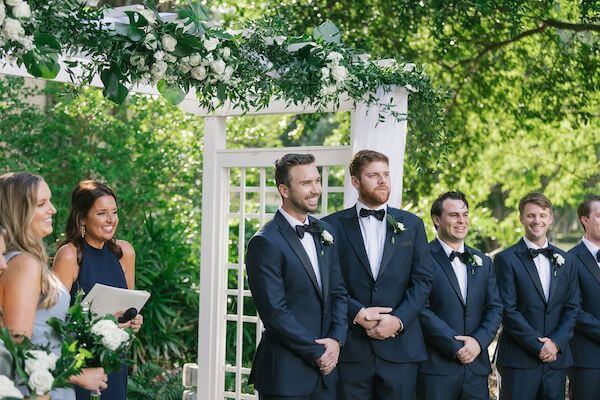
{"left": 157, "top": 80, "right": 187, "bottom": 105}
{"left": 312, "top": 21, "right": 341, "bottom": 44}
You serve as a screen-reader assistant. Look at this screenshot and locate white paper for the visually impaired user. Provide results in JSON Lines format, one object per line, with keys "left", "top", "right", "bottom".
{"left": 81, "top": 283, "right": 151, "bottom": 317}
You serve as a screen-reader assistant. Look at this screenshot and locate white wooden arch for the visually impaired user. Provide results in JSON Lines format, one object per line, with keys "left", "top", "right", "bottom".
{"left": 1, "top": 7, "right": 410, "bottom": 398}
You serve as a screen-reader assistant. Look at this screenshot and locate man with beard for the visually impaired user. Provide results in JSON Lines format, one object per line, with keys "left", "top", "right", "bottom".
{"left": 246, "top": 153, "right": 348, "bottom": 400}
{"left": 417, "top": 191, "right": 502, "bottom": 400}
{"left": 568, "top": 195, "right": 600, "bottom": 399}
{"left": 494, "top": 192, "right": 580, "bottom": 400}
{"left": 323, "top": 150, "right": 433, "bottom": 400}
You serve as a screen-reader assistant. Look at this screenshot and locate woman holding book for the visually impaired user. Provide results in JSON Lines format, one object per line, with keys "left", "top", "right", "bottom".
{"left": 53, "top": 179, "right": 142, "bottom": 400}
{"left": 0, "top": 172, "right": 108, "bottom": 399}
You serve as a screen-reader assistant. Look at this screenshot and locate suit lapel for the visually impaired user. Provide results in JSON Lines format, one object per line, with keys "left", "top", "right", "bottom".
{"left": 377, "top": 208, "right": 398, "bottom": 280}
{"left": 547, "top": 244, "right": 560, "bottom": 304}
{"left": 515, "top": 239, "right": 547, "bottom": 303}
{"left": 577, "top": 242, "right": 600, "bottom": 286}
{"left": 431, "top": 240, "right": 465, "bottom": 306}
{"left": 465, "top": 245, "right": 477, "bottom": 307}
{"left": 310, "top": 217, "right": 328, "bottom": 302}
{"left": 275, "top": 212, "right": 323, "bottom": 299}
{"left": 340, "top": 209, "right": 374, "bottom": 281}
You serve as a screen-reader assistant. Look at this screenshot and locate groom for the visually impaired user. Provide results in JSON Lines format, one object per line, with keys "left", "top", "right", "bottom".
{"left": 246, "top": 153, "right": 348, "bottom": 400}
{"left": 323, "top": 150, "right": 433, "bottom": 399}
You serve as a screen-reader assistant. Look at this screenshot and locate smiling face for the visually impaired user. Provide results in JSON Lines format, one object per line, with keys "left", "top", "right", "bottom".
{"left": 30, "top": 180, "right": 57, "bottom": 240}
{"left": 278, "top": 163, "right": 321, "bottom": 220}
{"left": 82, "top": 195, "right": 119, "bottom": 248}
{"left": 520, "top": 202, "right": 553, "bottom": 246}
{"left": 434, "top": 198, "right": 469, "bottom": 247}
{"left": 352, "top": 161, "right": 391, "bottom": 208}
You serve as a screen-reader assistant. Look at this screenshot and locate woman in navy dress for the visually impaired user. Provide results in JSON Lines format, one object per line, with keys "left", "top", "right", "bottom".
{"left": 53, "top": 180, "right": 143, "bottom": 400}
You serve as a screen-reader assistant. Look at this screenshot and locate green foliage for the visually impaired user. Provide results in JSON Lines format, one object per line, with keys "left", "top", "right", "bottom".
{"left": 127, "top": 362, "right": 183, "bottom": 400}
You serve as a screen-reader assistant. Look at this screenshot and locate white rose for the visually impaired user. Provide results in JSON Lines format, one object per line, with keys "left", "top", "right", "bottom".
{"left": 153, "top": 50, "right": 165, "bottom": 61}
{"left": 0, "top": 2, "right": 5, "bottom": 26}
{"left": 189, "top": 54, "right": 202, "bottom": 66}
{"left": 203, "top": 36, "right": 219, "bottom": 52}
{"left": 17, "top": 34, "right": 33, "bottom": 50}
{"left": 210, "top": 59, "right": 226, "bottom": 75}
{"left": 138, "top": 9, "right": 156, "bottom": 26}
{"left": 205, "top": 53, "right": 214, "bottom": 63}
{"left": 164, "top": 54, "right": 177, "bottom": 63}
{"left": 330, "top": 65, "right": 348, "bottom": 83}
{"left": 321, "top": 230, "right": 334, "bottom": 244}
{"left": 99, "top": 327, "right": 130, "bottom": 351}
{"left": 0, "top": 375, "right": 24, "bottom": 399}
{"left": 553, "top": 253, "right": 565, "bottom": 266}
{"left": 402, "top": 63, "right": 416, "bottom": 72}
{"left": 28, "top": 369, "right": 54, "bottom": 396}
{"left": 396, "top": 222, "right": 406, "bottom": 231}
{"left": 179, "top": 63, "right": 191, "bottom": 74}
{"left": 473, "top": 254, "right": 483, "bottom": 267}
{"left": 11, "top": 2, "right": 30, "bottom": 19}
{"left": 222, "top": 47, "right": 231, "bottom": 60}
{"left": 190, "top": 65, "right": 207, "bottom": 81}
{"left": 2, "top": 18, "right": 25, "bottom": 41}
{"left": 320, "top": 85, "right": 336, "bottom": 96}
{"left": 150, "top": 61, "right": 167, "bottom": 79}
{"left": 25, "top": 350, "right": 58, "bottom": 375}
{"left": 321, "top": 67, "right": 330, "bottom": 80}
{"left": 161, "top": 34, "right": 177, "bottom": 52}
{"left": 327, "top": 51, "right": 343, "bottom": 64}
{"left": 5, "top": 0, "right": 23, "bottom": 7}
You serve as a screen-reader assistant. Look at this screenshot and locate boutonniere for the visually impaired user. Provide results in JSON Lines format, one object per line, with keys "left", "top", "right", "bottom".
{"left": 552, "top": 253, "right": 565, "bottom": 277}
{"left": 310, "top": 220, "right": 333, "bottom": 255}
{"left": 468, "top": 253, "right": 483, "bottom": 275}
{"left": 386, "top": 214, "right": 406, "bottom": 244}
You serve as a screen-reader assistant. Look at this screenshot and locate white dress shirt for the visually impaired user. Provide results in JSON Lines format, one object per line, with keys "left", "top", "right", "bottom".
{"left": 356, "top": 200, "right": 387, "bottom": 280}
{"left": 437, "top": 238, "right": 468, "bottom": 303}
{"left": 279, "top": 207, "right": 321, "bottom": 290}
{"left": 523, "top": 236, "right": 551, "bottom": 301}
{"left": 582, "top": 237, "right": 600, "bottom": 268}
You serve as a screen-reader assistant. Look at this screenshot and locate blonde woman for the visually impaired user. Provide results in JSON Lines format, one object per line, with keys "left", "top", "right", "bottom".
{"left": 0, "top": 172, "right": 108, "bottom": 399}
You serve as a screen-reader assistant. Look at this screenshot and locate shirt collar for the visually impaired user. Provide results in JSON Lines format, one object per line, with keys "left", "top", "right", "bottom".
{"left": 355, "top": 199, "right": 387, "bottom": 216}
{"left": 437, "top": 236, "right": 465, "bottom": 257}
{"left": 279, "top": 206, "right": 308, "bottom": 229}
{"left": 582, "top": 237, "right": 600, "bottom": 260}
{"left": 523, "top": 236, "right": 549, "bottom": 250}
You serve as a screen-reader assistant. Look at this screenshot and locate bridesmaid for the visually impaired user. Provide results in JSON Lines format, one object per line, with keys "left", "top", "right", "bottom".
{"left": 53, "top": 180, "right": 142, "bottom": 400}
{"left": 0, "top": 172, "right": 108, "bottom": 399}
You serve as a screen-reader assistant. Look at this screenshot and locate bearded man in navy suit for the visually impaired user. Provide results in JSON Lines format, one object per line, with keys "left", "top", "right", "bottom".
{"left": 323, "top": 150, "right": 433, "bottom": 400}
{"left": 417, "top": 191, "right": 502, "bottom": 400}
{"left": 246, "top": 153, "right": 348, "bottom": 400}
{"left": 568, "top": 195, "right": 600, "bottom": 399}
{"left": 494, "top": 192, "right": 580, "bottom": 400}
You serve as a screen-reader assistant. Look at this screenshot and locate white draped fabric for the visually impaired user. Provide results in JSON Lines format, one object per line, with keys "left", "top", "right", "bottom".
{"left": 346, "top": 86, "right": 409, "bottom": 208}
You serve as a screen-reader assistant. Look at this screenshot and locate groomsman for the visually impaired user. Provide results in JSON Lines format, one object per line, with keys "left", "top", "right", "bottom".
{"left": 323, "top": 150, "right": 433, "bottom": 400}
{"left": 417, "top": 191, "right": 502, "bottom": 400}
{"left": 568, "top": 196, "right": 600, "bottom": 399}
{"left": 494, "top": 192, "right": 580, "bottom": 400}
{"left": 246, "top": 154, "right": 348, "bottom": 400}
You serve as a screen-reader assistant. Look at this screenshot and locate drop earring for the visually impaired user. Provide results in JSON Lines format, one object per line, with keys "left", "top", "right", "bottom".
{"left": 81, "top": 225, "right": 86, "bottom": 238}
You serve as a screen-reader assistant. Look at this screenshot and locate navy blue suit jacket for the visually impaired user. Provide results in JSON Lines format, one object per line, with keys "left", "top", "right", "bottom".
{"left": 569, "top": 241, "right": 600, "bottom": 368}
{"left": 323, "top": 206, "right": 433, "bottom": 363}
{"left": 245, "top": 211, "right": 348, "bottom": 396}
{"left": 419, "top": 240, "right": 502, "bottom": 376}
{"left": 494, "top": 239, "right": 580, "bottom": 369}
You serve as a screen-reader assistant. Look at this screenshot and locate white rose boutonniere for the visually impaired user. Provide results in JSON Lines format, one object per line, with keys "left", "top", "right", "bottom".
{"left": 320, "top": 229, "right": 334, "bottom": 255}
{"left": 386, "top": 214, "right": 406, "bottom": 244}
{"left": 552, "top": 253, "right": 565, "bottom": 276}
{"left": 467, "top": 253, "right": 484, "bottom": 275}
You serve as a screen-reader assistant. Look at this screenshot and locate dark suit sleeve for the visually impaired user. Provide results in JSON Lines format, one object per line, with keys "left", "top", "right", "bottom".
{"left": 576, "top": 309, "right": 600, "bottom": 342}
{"left": 391, "top": 218, "right": 434, "bottom": 329}
{"left": 470, "top": 257, "right": 503, "bottom": 349}
{"left": 548, "top": 257, "right": 581, "bottom": 351}
{"left": 246, "top": 235, "right": 325, "bottom": 364}
{"left": 327, "top": 241, "right": 348, "bottom": 346}
{"left": 420, "top": 303, "right": 463, "bottom": 358}
{"left": 494, "top": 253, "right": 544, "bottom": 356}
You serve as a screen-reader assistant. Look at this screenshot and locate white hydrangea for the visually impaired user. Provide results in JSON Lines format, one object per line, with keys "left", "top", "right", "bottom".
{"left": 161, "top": 34, "right": 177, "bottom": 52}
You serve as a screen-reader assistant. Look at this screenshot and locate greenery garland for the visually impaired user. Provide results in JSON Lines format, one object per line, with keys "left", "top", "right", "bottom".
{"left": 0, "top": 0, "right": 442, "bottom": 119}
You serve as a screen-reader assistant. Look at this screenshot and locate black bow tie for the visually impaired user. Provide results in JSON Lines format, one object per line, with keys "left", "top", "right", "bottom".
{"left": 529, "top": 247, "right": 553, "bottom": 259}
{"left": 295, "top": 224, "right": 320, "bottom": 239}
{"left": 359, "top": 208, "right": 385, "bottom": 221}
{"left": 449, "top": 250, "right": 471, "bottom": 264}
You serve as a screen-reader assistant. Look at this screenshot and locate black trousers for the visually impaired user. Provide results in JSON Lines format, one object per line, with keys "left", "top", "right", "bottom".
{"left": 416, "top": 367, "right": 489, "bottom": 400}
{"left": 568, "top": 367, "right": 600, "bottom": 400}
{"left": 259, "top": 375, "right": 336, "bottom": 400}
{"left": 497, "top": 365, "right": 566, "bottom": 400}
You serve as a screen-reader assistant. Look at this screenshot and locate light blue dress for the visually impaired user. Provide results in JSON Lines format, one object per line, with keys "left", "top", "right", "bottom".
{"left": 6, "top": 251, "right": 76, "bottom": 400}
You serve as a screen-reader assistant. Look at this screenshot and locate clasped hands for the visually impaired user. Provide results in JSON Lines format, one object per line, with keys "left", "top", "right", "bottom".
{"left": 355, "top": 307, "right": 401, "bottom": 340}
{"left": 454, "top": 335, "right": 481, "bottom": 364}
{"left": 314, "top": 338, "right": 340, "bottom": 376}
{"left": 538, "top": 337, "right": 559, "bottom": 363}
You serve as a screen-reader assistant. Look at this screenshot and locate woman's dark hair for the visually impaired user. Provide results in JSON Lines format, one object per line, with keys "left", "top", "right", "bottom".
{"left": 59, "top": 180, "right": 123, "bottom": 264}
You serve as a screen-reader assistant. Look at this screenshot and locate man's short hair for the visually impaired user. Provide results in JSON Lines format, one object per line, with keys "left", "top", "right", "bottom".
{"left": 274, "top": 153, "right": 315, "bottom": 187}
{"left": 518, "top": 192, "right": 553, "bottom": 215}
{"left": 349, "top": 150, "right": 389, "bottom": 178}
{"left": 577, "top": 195, "right": 600, "bottom": 231}
{"left": 430, "top": 191, "right": 469, "bottom": 229}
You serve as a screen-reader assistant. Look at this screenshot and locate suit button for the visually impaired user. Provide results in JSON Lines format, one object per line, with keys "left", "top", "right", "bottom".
{"left": 373, "top": 287, "right": 379, "bottom": 292}
{"left": 324, "top": 310, "right": 328, "bottom": 316}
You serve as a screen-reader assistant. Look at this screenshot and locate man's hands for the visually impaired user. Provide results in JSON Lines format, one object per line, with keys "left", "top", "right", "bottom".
{"left": 538, "top": 337, "right": 559, "bottom": 363}
{"left": 354, "top": 307, "right": 402, "bottom": 340}
{"left": 315, "top": 338, "right": 340, "bottom": 375}
{"left": 454, "top": 336, "right": 481, "bottom": 364}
